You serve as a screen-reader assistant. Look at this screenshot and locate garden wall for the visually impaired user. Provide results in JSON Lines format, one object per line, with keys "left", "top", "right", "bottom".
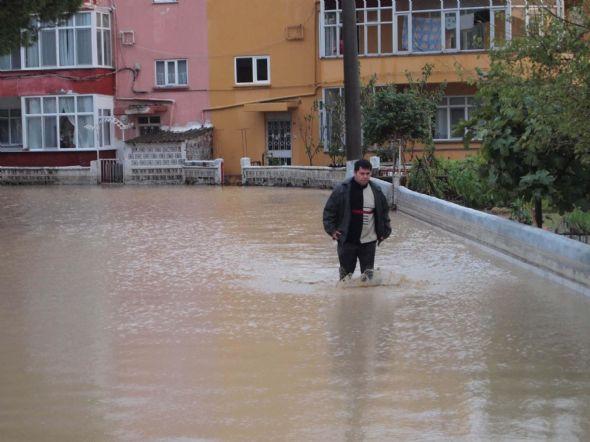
{"left": 241, "top": 158, "right": 345, "bottom": 189}
{"left": 396, "top": 186, "right": 590, "bottom": 295}
{"left": 0, "top": 166, "right": 96, "bottom": 185}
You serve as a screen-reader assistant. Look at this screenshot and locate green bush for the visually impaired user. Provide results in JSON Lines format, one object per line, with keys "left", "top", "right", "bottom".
{"left": 564, "top": 208, "right": 590, "bottom": 234}
{"left": 407, "top": 156, "right": 447, "bottom": 198}
{"left": 409, "top": 156, "right": 494, "bottom": 209}
{"left": 372, "top": 144, "right": 394, "bottom": 162}
{"left": 444, "top": 156, "right": 494, "bottom": 209}
{"left": 509, "top": 198, "right": 533, "bottom": 225}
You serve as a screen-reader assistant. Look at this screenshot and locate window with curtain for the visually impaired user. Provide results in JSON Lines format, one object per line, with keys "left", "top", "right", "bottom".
{"left": 96, "top": 13, "right": 112, "bottom": 66}
{"left": 0, "top": 109, "right": 22, "bottom": 146}
{"left": 23, "top": 11, "right": 110, "bottom": 68}
{"left": 155, "top": 59, "right": 188, "bottom": 87}
{"left": 321, "top": 0, "right": 563, "bottom": 56}
{"left": 0, "top": 48, "right": 22, "bottom": 70}
{"left": 98, "top": 109, "right": 112, "bottom": 147}
{"left": 23, "top": 95, "right": 102, "bottom": 149}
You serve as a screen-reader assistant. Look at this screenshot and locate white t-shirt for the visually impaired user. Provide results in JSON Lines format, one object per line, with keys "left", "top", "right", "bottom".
{"left": 360, "top": 186, "right": 377, "bottom": 243}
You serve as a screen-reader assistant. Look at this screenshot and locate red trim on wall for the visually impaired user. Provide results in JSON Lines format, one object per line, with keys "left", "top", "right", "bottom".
{"left": 0, "top": 68, "right": 115, "bottom": 97}
{"left": 0, "top": 150, "right": 116, "bottom": 167}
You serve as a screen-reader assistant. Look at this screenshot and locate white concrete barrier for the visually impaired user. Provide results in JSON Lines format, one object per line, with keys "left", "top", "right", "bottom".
{"left": 370, "top": 177, "right": 394, "bottom": 207}
{"left": 0, "top": 166, "right": 96, "bottom": 185}
{"left": 396, "top": 186, "right": 590, "bottom": 295}
{"left": 241, "top": 159, "right": 346, "bottom": 189}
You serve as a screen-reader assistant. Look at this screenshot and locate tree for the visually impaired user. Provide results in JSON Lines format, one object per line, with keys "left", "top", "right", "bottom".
{"left": 321, "top": 75, "right": 380, "bottom": 166}
{"left": 324, "top": 92, "right": 346, "bottom": 167}
{"left": 362, "top": 64, "right": 444, "bottom": 167}
{"left": 298, "top": 101, "right": 324, "bottom": 166}
{"left": 0, "top": 0, "right": 83, "bottom": 54}
{"left": 462, "top": 0, "right": 590, "bottom": 227}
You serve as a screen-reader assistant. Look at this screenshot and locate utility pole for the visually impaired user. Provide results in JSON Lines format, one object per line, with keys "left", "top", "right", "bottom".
{"left": 341, "top": 0, "right": 362, "bottom": 175}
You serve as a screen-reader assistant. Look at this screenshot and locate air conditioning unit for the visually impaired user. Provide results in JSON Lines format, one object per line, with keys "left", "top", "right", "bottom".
{"left": 120, "top": 31, "right": 135, "bottom": 46}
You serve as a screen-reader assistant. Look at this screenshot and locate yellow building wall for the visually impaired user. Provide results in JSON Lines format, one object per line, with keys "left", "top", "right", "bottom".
{"left": 206, "top": 0, "right": 489, "bottom": 178}
{"left": 206, "top": 0, "right": 319, "bottom": 177}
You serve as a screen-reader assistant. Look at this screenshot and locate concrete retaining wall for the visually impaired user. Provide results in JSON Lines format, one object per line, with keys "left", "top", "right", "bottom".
{"left": 396, "top": 186, "right": 590, "bottom": 295}
{"left": 241, "top": 158, "right": 345, "bottom": 189}
{"left": 0, "top": 166, "right": 96, "bottom": 185}
{"left": 125, "top": 143, "right": 184, "bottom": 184}
{"left": 124, "top": 142, "right": 222, "bottom": 185}
{"left": 184, "top": 159, "right": 223, "bottom": 185}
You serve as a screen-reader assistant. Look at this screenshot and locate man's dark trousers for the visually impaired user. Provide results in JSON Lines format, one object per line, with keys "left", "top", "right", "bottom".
{"left": 337, "top": 240, "right": 377, "bottom": 279}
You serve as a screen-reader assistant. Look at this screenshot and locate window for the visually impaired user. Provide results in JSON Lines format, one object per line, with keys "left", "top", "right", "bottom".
{"left": 234, "top": 56, "right": 270, "bottom": 85}
{"left": 320, "top": 0, "right": 563, "bottom": 56}
{"left": 0, "top": 109, "right": 22, "bottom": 146}
{"left": 98, "top": 109, "right": 112, "bottom": 147}
{"left": 22, "top": 95, "right": 112, "bottom": 150}
{"left": 434, "top": 96, "right": 477, "bottom": 140}
{"left": 0, "top": 48, "right": 22, "bottom": 70}
{"left": 320, "top": 87, "right": 346, "bottom": 151}
{"left": 22, "top": 11, "right": 111, "bottom": 69}
{"left": 137, "top": 116, "right": 161, "bottom": 135}
{"left": 510, "top": 1, "right": 560, "bottom": 39}
{"left": 155, "top": 59, "right": 188, "bottom": 87}
{"left": 96, "top": 13, "right": 112, "bottom": 66}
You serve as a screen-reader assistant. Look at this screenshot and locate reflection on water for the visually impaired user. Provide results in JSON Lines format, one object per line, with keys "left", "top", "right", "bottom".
{"left": 0, "top": 186, "right": 589, "bottom": 441}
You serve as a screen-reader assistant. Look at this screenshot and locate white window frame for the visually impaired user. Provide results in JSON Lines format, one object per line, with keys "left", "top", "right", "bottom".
{"left": 434, "top": 96, "right": 477, "bottom": 141}
{"left": 155, "top": 59, "right": 188, "bottom": 87}
{"left": 0, "top": 109, "right": 23, "bottom": 146}
{"left": 18, "top": 10, "right": 112, "bottom": 70}
{"left": 0, "top": 48, "right": 22, "bottom": 71}
{"left": 153, "top": 0, "right": 178, "bottom": 3}
{"left": 96, "top": 12, "right": 112, "bottom": 67}
{"left": 234, "top": 56, "right": 271, "bottom": 86}
{"left": 319, "top": 0, "right": 564, "bottom": 57}
{"left": 21, "top": 94, "right": 113, "bottom": 150}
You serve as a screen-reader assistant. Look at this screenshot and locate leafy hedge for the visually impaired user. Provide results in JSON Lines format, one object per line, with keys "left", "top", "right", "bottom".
{"left": 564, "top": 208, "right": 590, "bottom": 235}
{"left": 407, "top": 155, "right": 495, "bottom": 210}
{"left": 407, "top": 155, "right": 590, "bottom": 231}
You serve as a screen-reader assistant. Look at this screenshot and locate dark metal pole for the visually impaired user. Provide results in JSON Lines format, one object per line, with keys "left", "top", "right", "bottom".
{"left": 341, "top": 0, "right": 362, "bottom": 166}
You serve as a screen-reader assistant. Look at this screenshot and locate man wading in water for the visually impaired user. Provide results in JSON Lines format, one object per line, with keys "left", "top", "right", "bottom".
{"left": 323, "top": 159, "right": 392, "bottom": 282}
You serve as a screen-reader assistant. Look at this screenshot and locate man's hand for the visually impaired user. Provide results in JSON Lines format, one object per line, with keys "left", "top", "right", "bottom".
{"left": 331, "top": 231, "right": 341, "bottom": 241}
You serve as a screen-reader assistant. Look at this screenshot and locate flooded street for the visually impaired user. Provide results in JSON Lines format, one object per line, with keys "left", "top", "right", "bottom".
{"left": 1, "top": 186, "right": 589, "bottom": 441}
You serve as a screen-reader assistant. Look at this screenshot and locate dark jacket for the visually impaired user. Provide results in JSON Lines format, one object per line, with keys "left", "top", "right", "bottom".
{"left": 323, "top": 178, "right": 392, "bottom": 244}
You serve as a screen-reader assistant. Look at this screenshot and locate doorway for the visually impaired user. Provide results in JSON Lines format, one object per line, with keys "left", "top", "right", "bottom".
{"left": 266, "top": 112, "right": 291, "bottom": 165}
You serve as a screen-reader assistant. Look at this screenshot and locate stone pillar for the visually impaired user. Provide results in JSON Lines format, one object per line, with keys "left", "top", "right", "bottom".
{"left": 240, "top": 157, "right": 251, "bottom": 185}
{"left": 214, "top": 158, "right": 224, "bottom": 185}
{"left": 90, "top": 160, "right": 100, "bottom": 185}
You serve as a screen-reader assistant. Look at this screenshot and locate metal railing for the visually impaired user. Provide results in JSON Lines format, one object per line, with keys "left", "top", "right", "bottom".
{"left": 100, "top": 159, "right": 124, "bottom": 184}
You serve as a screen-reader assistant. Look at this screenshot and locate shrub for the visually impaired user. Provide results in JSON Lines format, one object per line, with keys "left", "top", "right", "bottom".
{"left": 407, "top": 156, "right": 447, "bottom": 198}
{"left": 509, "top": 198, "right": 533, "bottom": 225}
{"left": 444, "top": 156, "right": 494, "bottom": 209}
{"left": 564, "top": 208, "right": 590, "bottom": 234}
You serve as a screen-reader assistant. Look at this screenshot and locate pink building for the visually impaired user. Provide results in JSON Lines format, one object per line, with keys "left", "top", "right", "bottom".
{"left": 0, "top": 0, "right": 210, "bottom": 170}
{"left": 113, "top": 0, "right": 210, "bottom": 139}
{"left": 0, "top": 0, "right": 116, "bottom": 167}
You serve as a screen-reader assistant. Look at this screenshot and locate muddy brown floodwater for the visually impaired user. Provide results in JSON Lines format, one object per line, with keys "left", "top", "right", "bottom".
{"left": 0, "top": 186, "right": 589, "bottom": 442}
